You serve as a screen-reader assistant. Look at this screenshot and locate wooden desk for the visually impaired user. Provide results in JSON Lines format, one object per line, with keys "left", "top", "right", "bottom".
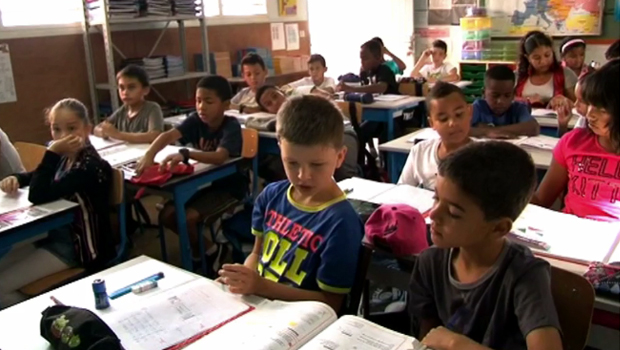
{"left": 378, "top": 129, "right": 553, "bottom": 183}
{"left": 0, "top": 189, "right": 77, "bottom": 260}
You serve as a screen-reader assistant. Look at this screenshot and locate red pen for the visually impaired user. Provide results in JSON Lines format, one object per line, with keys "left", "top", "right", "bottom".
{"left": 50, "top": 296, "right": 64, "bottom": 306}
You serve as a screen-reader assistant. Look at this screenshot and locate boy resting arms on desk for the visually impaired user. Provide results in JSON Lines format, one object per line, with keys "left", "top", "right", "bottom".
{"left": 218, "top": 96, "right": 364, "bottom": 312}
{"left": 409, "top": 142, "right": 562, "bottom": 350}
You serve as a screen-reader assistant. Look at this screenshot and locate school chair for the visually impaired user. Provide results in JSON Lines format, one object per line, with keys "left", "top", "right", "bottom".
{"left": 550, "top": 266, "right": 595, "bottom": 350}
{"left": 19, "top": 168, "right": 128, "bottom": 297}
{"left": 398, "top": 81, "right": 429, "bottom": 97}
{"left": 341, "top": 244, "right": 373, "bottom": 316}
{"left": 158, "top": 128, "right": 259, "bottom": 275}
{"left": 14, "top": 142, "right": 47, "bottom": 172}
{"left": 336, "top": 100, "right": 363, "bottom": 125}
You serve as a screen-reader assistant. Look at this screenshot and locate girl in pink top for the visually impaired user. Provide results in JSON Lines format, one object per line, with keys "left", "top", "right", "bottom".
{"left": 533, "top": 59, "right": 620, "bottom": 222}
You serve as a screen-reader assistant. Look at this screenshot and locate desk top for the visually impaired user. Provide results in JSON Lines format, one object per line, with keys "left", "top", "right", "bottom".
{"left": 335, "top": 95, "right": 425, "bottom": 110}
{"left": 0, "top": 256, "right": 208, "bottom": 349}
{"left": 378, "top": 129, "right": 553, "bottom": 169}
{"left": 0, "top": 188, "right": 77, "bottom": 234}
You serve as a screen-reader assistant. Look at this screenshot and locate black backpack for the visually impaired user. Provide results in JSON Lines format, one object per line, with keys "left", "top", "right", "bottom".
{"left": 41, "top": 305, "right": 123, "bottom": 350}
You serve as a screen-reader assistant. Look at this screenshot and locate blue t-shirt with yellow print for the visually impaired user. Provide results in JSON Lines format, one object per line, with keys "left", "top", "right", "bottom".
{"left": 251, "top": 180, "right": 364, "bottom": 294}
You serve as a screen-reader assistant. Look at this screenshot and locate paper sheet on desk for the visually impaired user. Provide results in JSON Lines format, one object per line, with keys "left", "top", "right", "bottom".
{"left": 89, "top": 135, "right": 125, "bottom": 151}
{"left": 0, "top": 188, "right": 32, "bottom": 216}
{"left": 517, "top": 135, "right": 559, "bottom": 151}
{"left": 338, "top": 178, "right": 395, "bottom": 202}
{"left": 107, "top": 279, "right": 252, "bottom": 350}
{"left": 300, "top": 315, "right": 416, "bottom": 350}
{"left": 513, "top": 205, "right": 620, "bottom": 264}
{"left": 532, "top": 109, "right": 557, "bottom": 118}
{"left": 371, "top": 185, "right": 435, "bottom": 215}
{"left": 374, "top": 94, "right": 408, "bottom": 102}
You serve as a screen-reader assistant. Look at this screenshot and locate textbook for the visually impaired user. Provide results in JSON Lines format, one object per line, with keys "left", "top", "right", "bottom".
{"left": 189, "top": 299, "right": 419, "bottom": 350}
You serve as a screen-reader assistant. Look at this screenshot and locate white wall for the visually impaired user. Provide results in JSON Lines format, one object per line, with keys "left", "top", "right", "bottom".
{"left": 0, "top": 0, "right": 309, "bottom": 40}
{"left": 308, "top": 0, "right": 414, "bottom": 79}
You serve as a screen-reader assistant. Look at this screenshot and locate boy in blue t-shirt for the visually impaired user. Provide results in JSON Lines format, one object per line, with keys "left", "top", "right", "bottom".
{"left": 470, "top": 65, "right": 540, "bottom": 139}
{"left": 218, "top": 95, "right": 364, "bottom": 312}
{"left": 136, "top": 75, "right": 246, "bottom": 273}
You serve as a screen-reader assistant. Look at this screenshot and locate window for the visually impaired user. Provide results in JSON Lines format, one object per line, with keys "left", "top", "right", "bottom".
{"left": 0, "top": 0, "right": 83, "bottom": 27}
{"left": 205, "top": 0, "right": 267, "bottom": 17}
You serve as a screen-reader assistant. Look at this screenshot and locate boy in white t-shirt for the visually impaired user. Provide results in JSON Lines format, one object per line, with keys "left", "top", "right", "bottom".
{"left": 398, "top": 82, "right": 472, "bottom": 190}
{"left": 284, "top": 54, "right": 335, "bottom": 95}
{"left": 411, "top": 40, "right": 459, "bottom": 83}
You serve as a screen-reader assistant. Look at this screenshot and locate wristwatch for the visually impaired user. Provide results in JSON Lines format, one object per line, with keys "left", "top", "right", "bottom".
{"left": 178, "top": 148, "right": 190, "bottom": 165}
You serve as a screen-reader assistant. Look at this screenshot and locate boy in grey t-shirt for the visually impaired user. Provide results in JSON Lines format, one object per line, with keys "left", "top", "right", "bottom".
{"left": 94, "top": 65, "right": 164, "bottom": 143}
{"left": 409, "top": 142, "right": 562, "bottom": 350}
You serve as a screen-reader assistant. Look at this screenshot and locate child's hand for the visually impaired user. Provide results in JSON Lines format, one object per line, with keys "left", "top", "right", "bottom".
{"left": 486, "top": 130, "right": 516, "bottom": 140}
{"left": 422, "top": 326, "right": 472, "bottom": 350}
{"left": 423, "top": 49, "right": 433, "bottom": 57}
{"left": 159, "top": 153, "right": 184, "bottom": 172}
{"left": 527, "top": 94, "right": 544, "bottom": 105}
{"left": 336, "top": 81, "right": 351, "bottom": 93}
{"left": 100, "top": 122, "right": 119, "bottom": 138}
{"left": 135, "top": 156, "right": 155, "bottom": 176}
{"left": 426, "top": 76, "right": 437, "bottom": 83}
{"left": 218, "top": 264, "right": 261, "bottom": 295}
{"left": 548, "top": 95, "right": 572, "bottom": 111}
{"left": 556, "top": 104, "right": 573, "bottom": 128}
{"left": 48, "top": 135, "right": 83, "bottom": 155}
{"left": 0, "top": 176, "right": 19, "bottom": 194}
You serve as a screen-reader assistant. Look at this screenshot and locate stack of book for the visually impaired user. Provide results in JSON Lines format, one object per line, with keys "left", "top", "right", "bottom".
{"left": 122, "top": 57, "right": 166, "bottom": 80}
{"left": 87, "top": 0, "right": 145, "bottom": 20}
{"left": 145, "top": 0, "right": 173, "bottom": 16}
{"left": 165, "top": 56, "right": 185, "bottom": 77}
{"left": 173, "top": 0, "right": 202, "bottom": 16}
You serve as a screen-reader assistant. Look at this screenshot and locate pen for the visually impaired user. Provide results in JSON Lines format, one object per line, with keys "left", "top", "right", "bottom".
{"left": 50, "top": 296, "right": 64, "bottom": 306}
{"left": 343, "top": 188, "right": 353, "bottom": 195}
{"left": 109, "top": 272, "right": 165, "bottom": 300}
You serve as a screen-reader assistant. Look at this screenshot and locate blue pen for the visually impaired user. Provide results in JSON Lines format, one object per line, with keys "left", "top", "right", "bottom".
{"left": 109, "top": 272, "right": 165, "bottom": 300}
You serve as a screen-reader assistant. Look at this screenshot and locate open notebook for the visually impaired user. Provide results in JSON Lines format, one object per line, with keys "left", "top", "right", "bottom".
{"left": 191, "top": 299, "right": 419, "bottom": 350}
{"left": 509, "top": 205, "right": 620, "bottom": 264}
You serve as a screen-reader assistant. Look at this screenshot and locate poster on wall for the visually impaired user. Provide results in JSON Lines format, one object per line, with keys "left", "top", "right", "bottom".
{"left": 487, "top": 0, "right": 605, "bottom": 36}
{"left": 271, "top": 23, "right": 286, "bottom": 51}
{"left": 0, "top": 44, "right": 17, "bottom": 104}
{"left": 285, "top": 23, "right": 300, "bottom": 51}
{"left": 279, "top": 0, "right": 298, "bottom": 16}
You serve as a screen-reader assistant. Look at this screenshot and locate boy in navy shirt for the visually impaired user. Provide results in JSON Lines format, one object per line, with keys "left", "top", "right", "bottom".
{"left": 136, "top": 76, "right": 246, "bottom": 273}
{"left": 470, "top": 65, "right": 540, "bottom": 139}
{"left": 218, "top": 96, "right": 364, "bottom": 312}
{"left": 409, "top": 142, "right": 562, "bottom": 350}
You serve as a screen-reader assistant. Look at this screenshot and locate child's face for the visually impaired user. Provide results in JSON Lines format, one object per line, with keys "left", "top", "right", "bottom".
{"left": 242, "top": 64, "right": 267, "bottom": 91}
{"left": 429, "top": 175, "right": 504, "bottom": 248}
{"left": 49, "top": 108, "right": 90, "bottom": 146}
{"left": 527, "top": 46, "right": 554, "bottom": 73}
{"left": 585, "top": 104, "right": 612, "bottom": 139}
{"left": 117, "top": 76, "right": 149, "bottom": 106}
{"left": 574, "top": 82, "right": 588, "bottom": 117}
{"left": 195, "top": 88, "right": 229, "bottom": 125}
{"left": 259, "top": 88, "right": 286, "bottom": 114}
{"left": 279, "top": 139, "right": 346, "bottom": 198}
{"left": 308, "top": 62, "right": 327, "bottom": 83}
{"left": 428, "top": 93, "right": 471, "bottom": 145}
{"left": 563, "top": 46, "right": 586, "bottom": 71}
{"left": 483, "top": 78, "right": 515, "bottom": 116}
{"left": 360, "top": 47, "right": 380, "bottom": 71}
{"left": 431, "top": 48, "right": 447, "bottom": 65}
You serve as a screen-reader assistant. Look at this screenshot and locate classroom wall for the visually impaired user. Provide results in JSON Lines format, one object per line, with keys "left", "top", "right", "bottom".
{"left": 0, "top": 1, "right": 310, "bottom": 144}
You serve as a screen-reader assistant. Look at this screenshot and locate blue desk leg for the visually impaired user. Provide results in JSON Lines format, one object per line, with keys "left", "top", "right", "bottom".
{"left": 386, "top": 110, "right": 395, "bottom": 141}
{"left": 387, "top": 152, "right": 408, "bottom": 184}
{"left": 172, "top": 187, "right": 194, "bottom": 271}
